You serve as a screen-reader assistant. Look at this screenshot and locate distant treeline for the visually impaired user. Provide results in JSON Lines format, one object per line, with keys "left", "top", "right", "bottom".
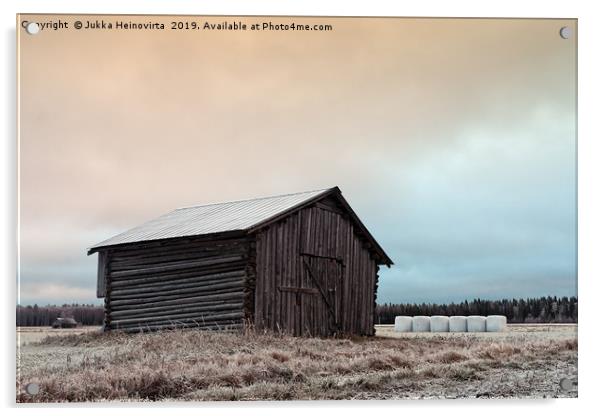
{"left": 375, "top": 296, "right": 578, "bottom": 324}
{"left": 17, "top": 296, "right": 578, "bottom": 327}
{"left": 16, "top": 304, "right": 104, "bottom": 326}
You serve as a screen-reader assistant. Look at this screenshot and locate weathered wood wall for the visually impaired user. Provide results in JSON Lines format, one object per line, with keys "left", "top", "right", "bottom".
{"left": 254, "top": 198, "right": 379, "bottom": 336}
{"left": 100, "top": 235, "right": 251, "bottom": 333}
{"left": 95, "top": 194, "right": 384, "bottom": 336}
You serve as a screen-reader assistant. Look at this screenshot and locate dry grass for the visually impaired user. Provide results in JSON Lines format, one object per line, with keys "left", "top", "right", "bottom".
{"left": 16, "top": 326, "right": 577, "bottom": 402}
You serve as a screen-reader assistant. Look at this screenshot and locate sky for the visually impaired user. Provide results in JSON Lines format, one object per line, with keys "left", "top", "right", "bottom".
{"left": 18, "top": 16, "right": 577, "bottom": 305}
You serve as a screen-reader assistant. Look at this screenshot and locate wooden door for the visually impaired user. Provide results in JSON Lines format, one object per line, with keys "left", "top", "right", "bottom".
{"left": 300, "top": 254, "right": 343, "bottom": 336}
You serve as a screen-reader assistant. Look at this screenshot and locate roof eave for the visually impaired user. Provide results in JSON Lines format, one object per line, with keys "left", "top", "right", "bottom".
{"left": 86, "top": 229, "right": 247, "bottom": 256}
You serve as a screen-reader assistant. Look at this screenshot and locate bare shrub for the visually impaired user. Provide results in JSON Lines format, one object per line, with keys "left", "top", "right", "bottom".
{"left": 433, "top": 351, "right": 469, "bottom": 364}
{"left": 477, "top": 343, "right": 522, "bottom": 360}
{"left": 366, "top": 357, "right": 395, "bottom": 371}
{"left": 561, "top": 339, "right": 578, "bottom": 350}
{"left": 447, "top": 365, "right": 481, "bottom": 381}
{"left": 270, "top": 351, "right": 290, "bottom": 363}
{"left": 388, "top": 354, "right": 413, "bottom": 368}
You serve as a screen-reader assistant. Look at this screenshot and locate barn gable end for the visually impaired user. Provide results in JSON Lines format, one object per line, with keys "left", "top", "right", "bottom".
{"left": 253, "top": 195, "right": 380, "bottom": 336}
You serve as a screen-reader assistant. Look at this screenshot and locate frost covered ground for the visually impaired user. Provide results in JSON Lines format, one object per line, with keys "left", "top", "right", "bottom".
{"left": 16, "top": 324, "right": 577, "bottom": 402}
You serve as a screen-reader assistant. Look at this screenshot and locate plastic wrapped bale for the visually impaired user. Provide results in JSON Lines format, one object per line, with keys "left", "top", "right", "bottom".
{"left": 449, "top": 316, "right": 468, "bottom": 332}
{"left": 467, "top": 315, "right": 487, "bottom": 332}
{"left": 486, "top": 315, "right": 507, "bottom": 332}
{"left": 394, "top": 316, "right": 413, "bottom": 332}
{"left": 412, "top": 316, "right": 431, "bottom": 332}
{"left": 430, "top": 315, "right": 450, "bottom": 332}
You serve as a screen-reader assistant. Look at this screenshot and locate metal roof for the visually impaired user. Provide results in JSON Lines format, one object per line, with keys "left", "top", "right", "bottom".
{"left": 89, "top": 188, "right": 332, "bottom": 250}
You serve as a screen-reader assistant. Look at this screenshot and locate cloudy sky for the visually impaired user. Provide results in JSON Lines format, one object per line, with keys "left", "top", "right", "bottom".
{"left": 18, "top": 16, "right": 576, "bottom": 305}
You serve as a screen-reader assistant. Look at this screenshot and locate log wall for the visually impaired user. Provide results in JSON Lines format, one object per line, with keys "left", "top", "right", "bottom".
{"left": 100, "top": 235, "right": 250, "bottom": 332}
{"left": 254, "top": 199, "right": 378, "bottom": 336}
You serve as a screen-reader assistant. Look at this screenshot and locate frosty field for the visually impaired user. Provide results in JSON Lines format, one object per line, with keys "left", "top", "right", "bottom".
{"left": 16, "top": 324, "right": 577, "bottom": 402}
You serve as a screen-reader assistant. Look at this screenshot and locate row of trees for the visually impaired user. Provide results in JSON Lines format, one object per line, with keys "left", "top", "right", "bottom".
{"left": 16, "top": 304, "right": 104, "bottom": 327}
{"left": 17, "top": 296, "right": 578, "bottom": 326}
{"left": 375, "top": 296, "right": 578, "bottom": 324}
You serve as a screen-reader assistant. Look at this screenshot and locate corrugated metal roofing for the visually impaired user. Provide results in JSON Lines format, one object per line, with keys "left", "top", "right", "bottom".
{"left": 89, "top": 188, "right": 332, "bottom": 250}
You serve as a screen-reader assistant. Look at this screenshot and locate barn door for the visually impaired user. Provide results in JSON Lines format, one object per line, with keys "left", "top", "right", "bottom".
{"left": 300, "top": 254, "right": 343, "bottom": 336}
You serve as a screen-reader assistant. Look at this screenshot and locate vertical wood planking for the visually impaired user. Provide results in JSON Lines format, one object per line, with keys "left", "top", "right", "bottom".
{"left": 96, "top": 251, "right": 108, "bottom": 298}
{"left": 253, "top": 196, "right": 382, "bottom": 336}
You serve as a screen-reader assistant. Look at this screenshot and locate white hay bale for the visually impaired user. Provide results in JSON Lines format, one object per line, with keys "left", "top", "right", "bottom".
{"left": 449, "top": 316, "right": 468, "bottom": 332}
{"left": 430, "top": 316, "right": 450, "bottom": 332}
{"left": 394, "top": 316, "right": 413, "bottom": 332}
{"left": 412, "top": 316, "right": 431, "bottom": 332}
{"left": 486, "top": 315, "right": 507, "bottom": 332}
{"left": 466, "top": 315, "right": 487, "bottom": 332}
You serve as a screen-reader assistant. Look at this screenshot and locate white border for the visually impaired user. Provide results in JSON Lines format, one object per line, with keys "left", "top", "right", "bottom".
{"left": 3, "top": 1, "right": 600, "bottom": 415}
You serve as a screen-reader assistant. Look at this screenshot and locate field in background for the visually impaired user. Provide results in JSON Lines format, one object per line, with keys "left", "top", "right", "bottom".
{"left": 16, "top": 324, "right": 577, "bottom": 402}
{"left": 17, "top": 326, "right": 101, "bottom": 346}
{"left": 375, "top": 323, "right": 577, "bottom": 340}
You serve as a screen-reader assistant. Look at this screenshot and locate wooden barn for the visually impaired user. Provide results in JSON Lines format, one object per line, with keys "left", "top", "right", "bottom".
{"left": 88, "top": 187, "right": 393, "bottom": 336}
